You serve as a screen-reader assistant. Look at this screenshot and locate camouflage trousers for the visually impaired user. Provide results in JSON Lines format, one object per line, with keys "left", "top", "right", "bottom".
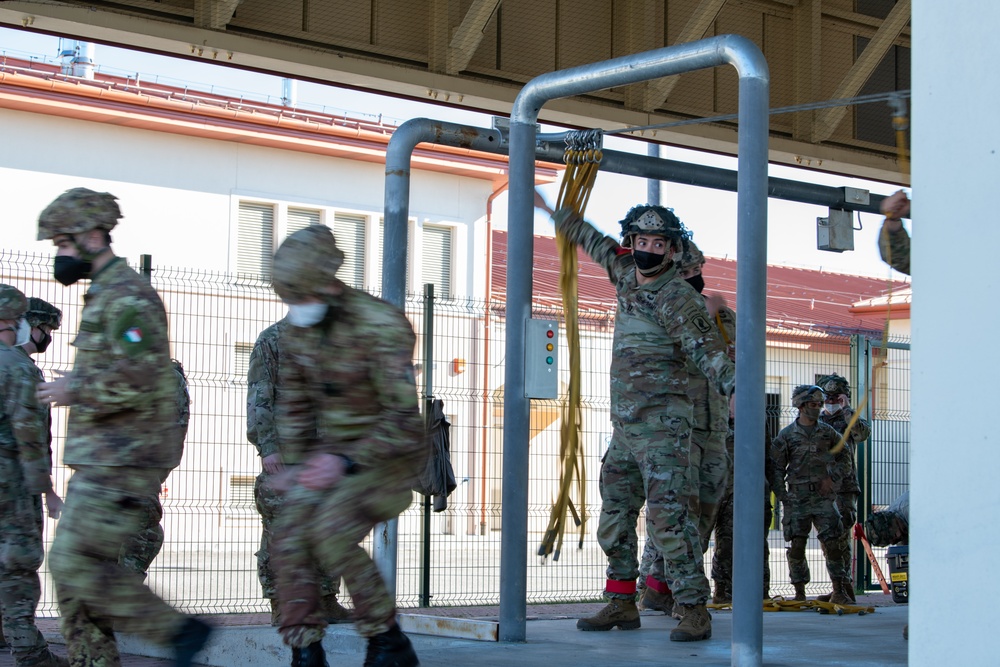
{"left": 50, "top": 466, "right": 186, "bottom": 667}
{"left": 117, "top": 474, "right": 168, "bottom": 580}
{"left": 598, "top": 415, "right": 710, "bottom": 606}
{"left": 0, "top": 457, "right": 52, "bottom": 664}
{"left": 781, "top": 490, "right": 849, "bottom": 584}
{"left": 709, "top": 486, "right": 773, "bottom": 598}
{"left": 639, "top": 427, "right": 728, "bottom": 587}
{"left": 254, "top": 471, "right": 340, "bottom": 600}
{"left": 826, "top": 493, "right": 858, "bottom": 585}
{"left": 271, "top": 470, "right": 412, "bottom": 647}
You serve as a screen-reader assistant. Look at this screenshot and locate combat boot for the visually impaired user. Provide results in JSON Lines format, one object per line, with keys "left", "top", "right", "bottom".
{"left": 320, "top": 594, "right": 353, "bottom": 624}
{"left": 576, "top": 598, "right": 641, "bottom": 631}
{"left": 292, "top": 640, "right": 329, "bottom": 667}
{"left": 17, "top": 649, "right": 69, "bottom": 667}
{"left": 639, "top": 586, "right": 675, "bottom": 613}
{"left": 363, "top": 624, "right": 419, "bottom": 667}
{"left": 827, "top": 579, "right": 851, "bottom": 606}
{"left": 792, "top": 582, "right": 807, "bottom": 601}
{"left": 172, "top": 617, "right": 214, "bottom": 667}
{"left": 669, "top": 604, "right": 712, "bottom": 642}
{"left": 711, "top": 583, "right": 732, "bottom": 605}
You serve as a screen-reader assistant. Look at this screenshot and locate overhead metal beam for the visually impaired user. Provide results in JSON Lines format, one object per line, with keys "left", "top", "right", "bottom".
{"left": 446, "top": 0, "right": 501, "bottom": 75}
{"left": 812, "top": 0, "right": 911, "bottom": 143}
{"left": 642, "top": 0, "right": 728, "bottom": 111}
{"left": 193, "top": 0, "right": 242, "bottom": 31}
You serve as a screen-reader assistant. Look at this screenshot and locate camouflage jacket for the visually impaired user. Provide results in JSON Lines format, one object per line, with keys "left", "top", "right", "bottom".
{"left": 276, "top": 288, "right": 426, "bottom": 487}
{"left": 687, "top": 303, "right": 735, "bottom": 432}
{"left": 819, "top": 406, "right": 869, "bottom": 495}
{"left": 556, "top": 216, "right": 735, "bottom": 425}
{"left": 246, "top": 318, "right": 288, "bottom": 460}
{"left": 0, "top": 342, "right": 51, "bottom": 494}
{"left": 769, "top": 419, "right": 850, "bottom": 499}
{"left": 64, "top": 257, "right": 179, "bottom": 469}
{"left": 878, "top": 222, "right": 910, "bottom": 275}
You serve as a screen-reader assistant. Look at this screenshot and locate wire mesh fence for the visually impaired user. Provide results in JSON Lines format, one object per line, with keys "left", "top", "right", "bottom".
{"left": 1, "top": 249, "right": 909, "bottom": 614}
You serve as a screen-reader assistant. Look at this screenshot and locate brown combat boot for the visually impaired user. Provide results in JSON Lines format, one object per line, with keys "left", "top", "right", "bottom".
{"left": 320, "top": 594, "right": 353, "bottom": 624}
{"left": 792, "top": 582, "right": 807, "bottom": 601}
{"left": 711, "top": 583, "right": 732, "bottom": 605}
{"left": 640, "top": 586, "right": 675, "bottom": 613}
{"left": 828, "top": 579, "right": 852, "bottom": 606}
{"left": 576, "top": 599, "right": 641, "bottom": 631}
{"left": 669, "top": 604, "right": 712, "bottom": 642}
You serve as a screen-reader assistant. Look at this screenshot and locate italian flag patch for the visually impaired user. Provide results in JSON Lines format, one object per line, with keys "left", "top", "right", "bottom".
{"left": 123, "top": 327, "right": 143, "bottom": 343}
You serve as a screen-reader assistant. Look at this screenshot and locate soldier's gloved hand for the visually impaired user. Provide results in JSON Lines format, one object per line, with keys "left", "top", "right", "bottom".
{"left": 298, "top": 453, "right": 347, "bottom": 491}
{"left": 45, "top": 491, "right": 64, "bottom": 520}
{"left": 819, "top": 477, "right": 834, "bottom": 497}
{"left": 551, "top": 207, "right": 582, "bottom": 234}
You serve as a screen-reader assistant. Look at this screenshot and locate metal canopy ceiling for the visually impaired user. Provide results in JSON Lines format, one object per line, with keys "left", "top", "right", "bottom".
{"left": 0, "top": 0, "right": 910, "bottom": 183}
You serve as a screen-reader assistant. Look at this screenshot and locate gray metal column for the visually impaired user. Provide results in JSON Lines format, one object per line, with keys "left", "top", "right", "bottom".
{"left": 379, "top": 118, "right": 504, "bottom": 593}
{"left": 647, "top": 143, "right": 662, "bottom": 205}
{"left": 506, "top": 35, "right": 769, "bottom": 654}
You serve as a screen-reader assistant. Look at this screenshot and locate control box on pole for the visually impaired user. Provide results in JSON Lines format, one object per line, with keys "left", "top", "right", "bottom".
{"left": 524, "top": 319, "right": 558, "bottom": 399}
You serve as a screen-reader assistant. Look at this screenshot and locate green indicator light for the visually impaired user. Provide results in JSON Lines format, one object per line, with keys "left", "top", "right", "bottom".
{"left": 546, "top": 356, "right": 554, "bottom": 365}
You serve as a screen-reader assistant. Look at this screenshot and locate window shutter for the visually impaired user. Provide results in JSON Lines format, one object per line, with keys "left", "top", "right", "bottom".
{"left": 333, "top": 213, "right": 366, "bottom": 289}
{"left": 376, "top": 219, "right": 410, "bottom": 296}
{"left": 287, "top": 207, "right": 321, "bottom": 236}
{"left": 233, "top": 343, "right": 253, "bottom": 381}
{"left": 422, "top": 224, "right": 453, "bottom": 299}
{"left": 237, "top": 202, "right": 274, "bottom": 278}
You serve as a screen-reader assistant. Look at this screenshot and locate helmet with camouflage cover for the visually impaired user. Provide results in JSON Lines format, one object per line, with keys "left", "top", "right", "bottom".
{"left": 818, "top": 373, "right": 851, "bottom": 399}
{"left": 24, "top": 297, "right": 62, "bottom": 330}
{"left": 618, "top": 204, "right": 690, "bottom": 251}
{"left": 0, "top": 284, "right": 28, "bottom": 320}
{"left": 271, "top": 225, "right": 345, "bottom": 302}
{"left": 791, "top": 384, "right": 826, "bottom": 408}
{"left": 675, "top": 239, "right": 706, "bottom": 274}
{"left": 37, "top": 188, "right": 121, "bottom": 241}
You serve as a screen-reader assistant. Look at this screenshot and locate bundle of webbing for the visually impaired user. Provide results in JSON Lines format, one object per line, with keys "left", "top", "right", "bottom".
{"left": 537, "top": 130, "right": 602, "bottom": 562}
{"left": 831, "top": 98, "right": 908, "bottom": 456}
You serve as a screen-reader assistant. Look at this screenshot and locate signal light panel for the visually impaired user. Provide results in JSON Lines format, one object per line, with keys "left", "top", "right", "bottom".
{"left": 524, "top": 318, "right": 558, "bottom": 399}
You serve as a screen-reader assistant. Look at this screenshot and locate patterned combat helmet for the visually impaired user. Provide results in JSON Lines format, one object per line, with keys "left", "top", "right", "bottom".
{"left": 818, "top": 373, "right": 851, "bottom": 399}
{"left": 0, "top": 284, "right": 29, "bottom": 320}
{"left": 619, "top": 204, "right": 690, "bottom": 250}
{"left": 791, "top": 384, "right": 826, "bottom": 408}
{"left": 675, "top": 239, "right": 706, "bottom": 274}
{"left": 271, "top": 225, "right": 345, "bottom": 302}
{"left": 24, "top": 297, "right": 62, "bottom": 330}
{"left": 37, "top": 188, "right": 121, "bottom": 241}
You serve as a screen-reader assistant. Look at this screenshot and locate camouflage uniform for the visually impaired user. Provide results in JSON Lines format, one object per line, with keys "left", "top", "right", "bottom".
{"left": 555, "top": 212, "right": 735, "bottom": 608}
{"left": 246, "top": 319, "right": 341, "bottom": 609}
{"left": 640, "top": 303, "right": 734, "bottom": 589}
{"left": 878, "top": 222, "right": 910, "bottom": 275}
{"left": 818, "top": 374, "right": 871, "bottom": 595}
{"left": 38, "top": 189, "right": 208, "bottom": 667}
{"left": 268, "top": 226, "right": 426, "bottom": 657}
{"left": 769, "top": 393, "right": 852, "bottom": 587}
{"left": 0, "top": 285, "right": 65, "bottom": 667}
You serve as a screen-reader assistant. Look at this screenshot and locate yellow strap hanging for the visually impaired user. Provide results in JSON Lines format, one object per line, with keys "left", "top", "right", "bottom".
{"left": 538, "top": 130, "right": 602, "bottom": 561}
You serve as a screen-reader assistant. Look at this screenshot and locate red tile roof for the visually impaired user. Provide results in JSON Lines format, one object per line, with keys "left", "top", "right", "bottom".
{"left": 490, "top": 230, "right": 908, "bottom": 336}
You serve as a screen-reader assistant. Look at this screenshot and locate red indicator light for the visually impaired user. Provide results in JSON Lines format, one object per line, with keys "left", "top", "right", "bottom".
{"left": 546, "top": 329, "right": 554, "bottom": 338}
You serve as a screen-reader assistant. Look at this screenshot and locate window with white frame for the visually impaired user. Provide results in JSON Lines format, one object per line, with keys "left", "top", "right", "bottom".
{"left": 237, "top": 202, "right": 274, "bottom": 278}
{"left": 421, "top": 224, "right": 453, "bottom": 299}
{"left": 287, "top": 207, "right": 321, "bottom": 235}
{"left": 375, "top": 218, "right": 411, "bottom": 296}
{"left": 333, "top": 213, "right": 366, "bottom": 289}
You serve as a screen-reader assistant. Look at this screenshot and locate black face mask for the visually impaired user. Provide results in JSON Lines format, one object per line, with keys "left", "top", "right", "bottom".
{"left": 685, "top": 274, "right": 706, "bottom": 293}
{"left": 31, "top": 329, "right": 52, "bottom": 354}
{"left": 632, "top": 250, "right": 668, "bottom": 276}
{"left": 54, "top": 255, "right": 92, "bottom": 286}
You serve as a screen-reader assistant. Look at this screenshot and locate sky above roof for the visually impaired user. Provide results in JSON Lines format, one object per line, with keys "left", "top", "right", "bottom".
{"left": 0, "top": 27, "right": 912, "bottom": 281}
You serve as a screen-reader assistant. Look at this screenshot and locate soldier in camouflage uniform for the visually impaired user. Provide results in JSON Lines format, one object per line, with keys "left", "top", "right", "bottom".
{"left": 637, "top": 240, "right": 734, "bottom": 614}
{"left": 549, "top": 204, "right": 735, "bottom": 643}
{"left": 769, "top": 385, "right": 852, "bottom": 604}
{"left": 816, "top": 373, "right": 870, "bottom": 604}
{"left": 0, "top": 285, "right": 67, "bottom": 667}
{"left": 267, "top": 226, "right": 426, "bottom": 667}
{"left": 878, "top": 190, "right": 911, "bottom": 275}
{"left": 35, "top": 188, "right": 212, "bottom": 667}
{"left": 246, "top": 318, "right": 350, "bottom": 626}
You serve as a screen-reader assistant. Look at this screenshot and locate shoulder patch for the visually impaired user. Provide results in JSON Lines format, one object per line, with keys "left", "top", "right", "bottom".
{"left": 114, "top": 306, "right": 153, "bottom": 356}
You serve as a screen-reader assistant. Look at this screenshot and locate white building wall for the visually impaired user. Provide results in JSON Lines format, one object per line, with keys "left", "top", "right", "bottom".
{"left": 911, "top": 2, "right": 1000, "bottom": 664}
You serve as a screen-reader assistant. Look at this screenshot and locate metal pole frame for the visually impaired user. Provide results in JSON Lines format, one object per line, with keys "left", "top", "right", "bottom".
{"left": 505, "top": 36, "right": 769, "bottom": 667}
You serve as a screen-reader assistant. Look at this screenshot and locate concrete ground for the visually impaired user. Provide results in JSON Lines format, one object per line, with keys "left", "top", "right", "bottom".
{"left": 4, "top": 593, "right": 906, "bottom": 667}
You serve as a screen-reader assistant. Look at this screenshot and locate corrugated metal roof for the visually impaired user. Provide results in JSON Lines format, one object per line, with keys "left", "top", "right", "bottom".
{"left": 490, "top": 230, "right": 909, "bottom": 336}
